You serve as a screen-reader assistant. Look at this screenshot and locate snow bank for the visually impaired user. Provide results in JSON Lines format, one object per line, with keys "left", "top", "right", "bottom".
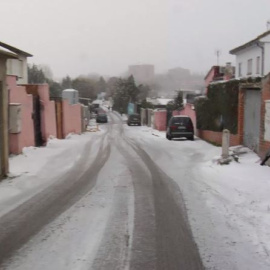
{"left": 124, "top": 125, "right": 270, "bottom": 270}
{"left": 0, "top": 131, "right": 104, "bottom": 217}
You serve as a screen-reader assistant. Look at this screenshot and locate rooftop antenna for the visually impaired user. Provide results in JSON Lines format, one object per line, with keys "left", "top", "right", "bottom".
{"left": 267, "top": 20, "right": 270, "bottom": 30}
{"left": 215, "top": 49, "right": 221, "bottom": 66}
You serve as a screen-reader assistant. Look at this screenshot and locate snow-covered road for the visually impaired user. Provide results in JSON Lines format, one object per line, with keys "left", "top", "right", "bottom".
{"left": 0, "top": 112, "right": 203, "bottom": 270}
{"left": 1, "top": 111, "right": 270, "bottom": 270}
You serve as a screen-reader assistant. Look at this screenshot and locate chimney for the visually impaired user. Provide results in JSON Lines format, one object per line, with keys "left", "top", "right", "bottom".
{"left": 225, "top": 62, "right": 234, "bottom": 79}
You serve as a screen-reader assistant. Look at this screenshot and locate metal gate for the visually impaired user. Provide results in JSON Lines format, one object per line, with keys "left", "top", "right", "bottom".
{"left": 55, "top": 99, "right": 63, "bottom": 139}
{"left": 244, "top": 90, "right": 261, "bottom": 152}
{"left": 33, "top": 95, "right": 43, "bottom": 147}
{"left": 0, "top": 83, "right": 2, "bottom": 177}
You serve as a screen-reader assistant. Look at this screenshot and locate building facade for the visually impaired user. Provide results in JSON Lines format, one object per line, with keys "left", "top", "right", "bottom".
{"left": 230, "top": 30, "right": 270, "bottom": 78}
{"left": 128, "top": 64, "right": 155, "bottom": 84}
{"left": 0, "top": 49, "right": 18, "bottom": 179}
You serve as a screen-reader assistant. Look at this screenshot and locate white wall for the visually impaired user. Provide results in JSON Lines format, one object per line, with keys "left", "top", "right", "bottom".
{"left": 265, "top": 100, "right": 270, "bottom": 141}
{"left": 263, "top": 43, "right": 270, "bottom": 76}
{"left": 235, "top": 46, "right": 262, "bottom": 78}
{"left": 235, "top": 34, "right": 270, "bottom": 79}
{"left": 6, "top": 55, "right": 28, "bottom": 84}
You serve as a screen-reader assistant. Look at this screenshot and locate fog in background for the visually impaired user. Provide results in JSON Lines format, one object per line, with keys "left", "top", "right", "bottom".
{"left": 0, "top": 0, "right": 270, "bottom": 83}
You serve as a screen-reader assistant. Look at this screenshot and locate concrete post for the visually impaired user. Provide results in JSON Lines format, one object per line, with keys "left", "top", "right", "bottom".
{"left": 222, "top": 129, "right": 230, "bottom": 159}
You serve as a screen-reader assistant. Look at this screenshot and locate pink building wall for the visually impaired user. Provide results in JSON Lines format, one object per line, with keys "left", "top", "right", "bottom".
{"left": 8, "top": 77, "right": 83, "bottom": 154}
{"left": 173, "top": 103, "right": 197, "bottom": 135}
{"left": 7, "top": 76, "right": 35, "bottom": 154}
{"left": 37, "top": 84, "right": 57, "bottom": 141}
{"left": 197, "top": 129, "right": 240, "bottom": 146}
{"left": 8, "top": 78, "right": 57, "bottom": 154}
{"left": 204, "top": 68, "right": 215, "bottom": 94}
{"left": 154, "top": 110, "right": 167, "bottom": 131}
{"left": 62, "top": 100, "right": 82, "bottom": 137}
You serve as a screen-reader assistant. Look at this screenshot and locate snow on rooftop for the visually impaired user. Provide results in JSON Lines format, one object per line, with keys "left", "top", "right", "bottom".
{"left": 92, "top": 99, "right": 103, "bottom": 105}
{"left": 156, "top": 98, "right": 173, "bottom": 105}
{"left": 63, "top": 89, "right": 78, "bottom": 92}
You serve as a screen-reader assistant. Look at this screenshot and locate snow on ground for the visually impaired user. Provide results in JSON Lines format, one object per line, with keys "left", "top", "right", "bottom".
{"left": 124, "top": 125, "right": 270, "bottom": 270}
{"left": 0, "top": 129, "right": 105, "bottom": 218}
{"left": 4, "top": 145, "right": 134, "bottom": 270}
{"left": 2, "top": 115, "right": 270, "bottom": 270}
{"left": 121, "top": 113, "right": 128, "bottom": 121}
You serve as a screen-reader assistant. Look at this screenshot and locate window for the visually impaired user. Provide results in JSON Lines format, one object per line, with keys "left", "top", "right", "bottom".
{"left": 238, "top": 62, "right": 242, "bottom": 77}
{"left": 247, "top": 59, "right": 253, "bottom": 75}
{"left": 256, "top": 56, "right": 260, "bottom": 74}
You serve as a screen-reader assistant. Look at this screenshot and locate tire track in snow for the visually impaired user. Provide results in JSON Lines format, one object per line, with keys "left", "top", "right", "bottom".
{"left": 0, "top": 132, "right": 111, "bottom": 267}
{"left": 123, "top": 132, "right": 204, "bottom": 270}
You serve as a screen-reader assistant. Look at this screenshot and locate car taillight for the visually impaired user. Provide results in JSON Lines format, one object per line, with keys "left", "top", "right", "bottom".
{"left": 170, "top": 125, "right": 177, "bottom": 131}
{"left": 187, "top": 123, "right": 193, "bottom": 131}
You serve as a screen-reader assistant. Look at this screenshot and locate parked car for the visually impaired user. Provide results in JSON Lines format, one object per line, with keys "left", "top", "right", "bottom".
{"left": 96, "top": 113, "right": 108, "bottom": 123}
{"left": 166, "top": 115, "right": 194, "bottom": 141}
{"left": 127, "top": 114, "right": 141, "bottom": 126}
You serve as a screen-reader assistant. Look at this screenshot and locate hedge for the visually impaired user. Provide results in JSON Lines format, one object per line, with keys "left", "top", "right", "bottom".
{"left": 195, "top": 77, "right": 261, "bottom": 134}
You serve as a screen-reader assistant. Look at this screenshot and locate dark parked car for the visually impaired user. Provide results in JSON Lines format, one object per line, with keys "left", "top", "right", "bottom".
{"left": 166, "top": 115, "right": 194, "bottom": 141}
{"left": 96, "top": 113, "right": 108, "bottom": 123}
{"left": 127, "top": 114, "right": 141, "bottom": 126}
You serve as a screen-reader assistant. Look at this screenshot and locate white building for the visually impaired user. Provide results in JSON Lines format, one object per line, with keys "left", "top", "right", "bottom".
{"left": 230, "top": 30, "right": 270, "bottom": 78}
{"left": 0, "top": 41, "right": 32, "bottom": 84}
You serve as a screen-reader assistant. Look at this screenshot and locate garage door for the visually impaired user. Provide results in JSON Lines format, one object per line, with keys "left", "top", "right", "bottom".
{"left": 244, "top": 90, "right": 261, "bottom": 153}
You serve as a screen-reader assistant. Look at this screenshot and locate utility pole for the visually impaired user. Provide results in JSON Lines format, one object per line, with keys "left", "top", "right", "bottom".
{"left": 215, "top": 50, "right": 221, "bottom": 66}
{"left": 267, "top": 20, "right": 270, "bottom": 30}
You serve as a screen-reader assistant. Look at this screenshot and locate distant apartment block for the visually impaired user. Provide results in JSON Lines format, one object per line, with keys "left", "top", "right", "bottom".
{"left": 128, "top": 64, "right": 155, "bottom": 84}
{"left": 168, "top": 67, "right": 191, "bottom": 79}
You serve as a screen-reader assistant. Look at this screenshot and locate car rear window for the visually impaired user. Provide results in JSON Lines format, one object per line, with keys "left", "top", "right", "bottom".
{"left": 171, "top": 117, "right": 191, "bottom": 125}
{"left": 129, "top": 115, "right": 139, "bottom": 120}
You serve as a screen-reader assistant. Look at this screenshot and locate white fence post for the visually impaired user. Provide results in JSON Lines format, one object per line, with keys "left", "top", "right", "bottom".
{"left": 222, "top": 129, "right": 230, "bottom": 159}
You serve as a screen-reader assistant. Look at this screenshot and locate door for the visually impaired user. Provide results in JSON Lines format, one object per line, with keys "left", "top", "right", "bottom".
{"left": 0, "top": 82, "right": 2, "bottom": 177}
{"left": 33, "top": 95, "right": 43, "bottom": 147}
{"left": 55, "top": 100, "right": 63, "bottom": 139}
{"left": 243, "top": 90, "right": 261, "bottom": 152}
{"left": 145, "top": 108, "right": 148, "bottom": 125}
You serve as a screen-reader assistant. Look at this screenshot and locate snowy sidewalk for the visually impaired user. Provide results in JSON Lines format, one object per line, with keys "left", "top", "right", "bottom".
{"left": 1, "top": 121, "right": 270, "bottom": 270}
{"left": 124, "top": 125, "right": 270, "bottom": 270}
{"left": 0, "top": 130, "right": 104, "bottom": 218}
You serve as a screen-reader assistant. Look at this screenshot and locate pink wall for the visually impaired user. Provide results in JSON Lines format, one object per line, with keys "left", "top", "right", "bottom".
{"left": 154, "top": 110, "right": 167, "bottom": 131}
{"left": 37, "top": 84, "right": 57, "bottom": 141}
{"left": 7, "top": 76, "right": 35, "bottom": 154}
{"left": 205, "top": 68, "right": 215, "bottom": 94}
{"left": 197, "top": 129, "right": 240, "bottom": 146}
{"left": 62, "top": 100, "right": 82, "bottom": 137}
{"left": 173, "top": 103, "right": 197, "bottom": 135}
{"left": 8, "top": 77, "right": 82, "bottom": 154}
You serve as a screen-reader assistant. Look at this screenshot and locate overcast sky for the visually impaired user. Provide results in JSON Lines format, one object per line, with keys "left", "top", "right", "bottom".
{"left": 1, "top": 0, "right": 270, "bottom": 79}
